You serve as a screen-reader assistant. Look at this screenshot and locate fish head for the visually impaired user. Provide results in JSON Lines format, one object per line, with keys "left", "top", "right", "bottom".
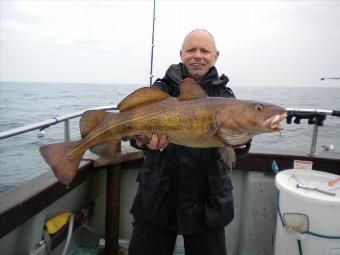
{"left": 218, "top": 99, "right": 287, "bottom": 136}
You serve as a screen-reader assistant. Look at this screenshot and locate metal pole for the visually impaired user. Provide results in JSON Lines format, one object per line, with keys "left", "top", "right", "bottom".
{"left": 309, "top": 123, "right": 319, "bottom": 156}
{"left": 149, "top": 0, "right": 156, "bottom": 86}
{"left": 64, "top": 120, "right": 70, "bottom": 142}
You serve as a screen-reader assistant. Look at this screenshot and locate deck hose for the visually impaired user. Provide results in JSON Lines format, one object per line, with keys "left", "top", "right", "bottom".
{"left": 61, "top": 213, "right": 74, "bottom": 255}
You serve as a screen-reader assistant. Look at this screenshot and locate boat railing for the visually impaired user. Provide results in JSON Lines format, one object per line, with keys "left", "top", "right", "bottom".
{"left": 0, "top": 106, "right": 339, "bottom": 156}
{"left": 0, "top": 104, "right": 118, "bottom": 141}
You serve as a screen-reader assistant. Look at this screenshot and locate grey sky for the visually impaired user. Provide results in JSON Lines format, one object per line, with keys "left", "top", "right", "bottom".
{"left": 1, "top": 0, "right": 339, "bottom": 87}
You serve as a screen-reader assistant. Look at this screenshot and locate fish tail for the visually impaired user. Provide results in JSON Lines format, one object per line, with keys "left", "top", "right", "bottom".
{"left": 39, "top": 141, "right": 86, "bottom": 184}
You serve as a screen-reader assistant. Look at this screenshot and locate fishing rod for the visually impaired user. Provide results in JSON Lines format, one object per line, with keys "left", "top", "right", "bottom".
{"left": 320, "top": 77, "right": 340, "bottom": 81}
{"left": 149, "top": 0, "right": 156, "bottom": 86}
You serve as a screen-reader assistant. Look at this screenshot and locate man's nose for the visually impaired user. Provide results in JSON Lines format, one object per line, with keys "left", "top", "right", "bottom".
{"left": 193, "top": 50, "right": 202, "bottom": 59}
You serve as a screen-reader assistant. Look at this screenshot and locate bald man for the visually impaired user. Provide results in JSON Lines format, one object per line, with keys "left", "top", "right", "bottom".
{"left": 128, "top": 29, "right": 251, "bottom": 255}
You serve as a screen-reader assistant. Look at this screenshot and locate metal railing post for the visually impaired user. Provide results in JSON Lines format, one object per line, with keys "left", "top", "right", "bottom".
{"left": 309, "top": 123, "right": 319, "bottom": 156}
{"left": 64, "top": 120, "right": 70, "bottom": 142}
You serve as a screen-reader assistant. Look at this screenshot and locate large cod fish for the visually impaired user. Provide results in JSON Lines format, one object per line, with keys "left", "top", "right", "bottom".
{"left": 40, "top": 78, "right": 287, "bottom": 184}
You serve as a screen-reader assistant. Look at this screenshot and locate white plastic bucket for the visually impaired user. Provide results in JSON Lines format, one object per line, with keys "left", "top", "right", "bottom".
{"left": 274, "top": 169, "right": 340, "bottom": 255}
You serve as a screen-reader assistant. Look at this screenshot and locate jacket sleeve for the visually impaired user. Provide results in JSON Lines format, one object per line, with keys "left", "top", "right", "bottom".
{"left": 129, "top": 78, "right": 172, "bottom": 151}
{"left": 151, "top": 78, "right": 173, "bottom": 93}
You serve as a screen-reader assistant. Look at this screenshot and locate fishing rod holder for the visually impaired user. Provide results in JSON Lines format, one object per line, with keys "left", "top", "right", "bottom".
{"left": 286, "top": 114, "right": 327, "bottom": 126}
{"left": 286, "top": 108, "right": 331, "bottom": 126}
{"left": 286, "top": 108, "right": 340, "bottom": 156}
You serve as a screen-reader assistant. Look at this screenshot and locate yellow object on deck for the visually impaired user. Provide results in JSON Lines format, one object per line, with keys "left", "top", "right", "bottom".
{"left": 45, "top": 211, "right": 72, "bottom": 234}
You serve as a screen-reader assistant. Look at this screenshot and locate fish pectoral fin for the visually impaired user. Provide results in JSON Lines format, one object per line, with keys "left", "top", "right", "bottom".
{"left": 216, "top": 129, "right": 231, "bottom": 144}
{"left": 219, "top": 145, "right": 236, "bottom": 170}
{"left": 198, "top": 123, "right": 219, "bottom": 144}
{"left": 178, "top": 78, "right": 208, "bottom": 100}
{"left": 80, "top": 110, "right": 111, "bottom": 138}
{"left": 217, "top": 128, "right": 237, "bottom": 169}
{"left": 117, "top": 87, "right": 169, "bottom": 112}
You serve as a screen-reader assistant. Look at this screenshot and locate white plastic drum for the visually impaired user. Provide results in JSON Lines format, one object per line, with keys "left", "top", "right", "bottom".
{"left": 274, "top": 169, "right": 340, "bottom": 255}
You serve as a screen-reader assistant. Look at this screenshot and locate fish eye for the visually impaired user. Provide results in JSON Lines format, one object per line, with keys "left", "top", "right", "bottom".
{"left": 254, "top": 104, "right": 264, "bottom": 112}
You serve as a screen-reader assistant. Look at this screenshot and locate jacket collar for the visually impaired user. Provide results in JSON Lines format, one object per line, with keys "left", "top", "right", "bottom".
{"left": 165, "top": 63, "right": 229, "bottom": 87}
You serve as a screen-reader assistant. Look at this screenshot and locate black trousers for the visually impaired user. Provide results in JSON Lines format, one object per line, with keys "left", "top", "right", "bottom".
{"left": 128, "top": 222, "right": 227, "bottom": 255}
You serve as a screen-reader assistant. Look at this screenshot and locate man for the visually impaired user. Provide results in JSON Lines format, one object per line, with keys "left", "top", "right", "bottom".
{"left": 128, "top": 29, "right": 251, "bottom": 255}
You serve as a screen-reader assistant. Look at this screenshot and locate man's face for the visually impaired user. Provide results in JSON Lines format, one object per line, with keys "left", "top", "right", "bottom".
{"left": 180, "top": 31, "right": 219, "bottom": 80}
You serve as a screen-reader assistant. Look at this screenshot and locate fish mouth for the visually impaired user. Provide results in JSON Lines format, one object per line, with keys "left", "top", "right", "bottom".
{"left": 265, "top": 112, "right": 287, "bottom": 131}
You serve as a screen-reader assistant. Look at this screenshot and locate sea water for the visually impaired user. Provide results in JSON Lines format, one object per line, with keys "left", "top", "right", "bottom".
{"left": 0, "top": 81, "right": 339, "bottom": 192}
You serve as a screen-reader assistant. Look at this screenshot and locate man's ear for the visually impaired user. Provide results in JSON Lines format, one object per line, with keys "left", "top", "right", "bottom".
{"left": 215, "top": 51, "right": 220, "bottom": 62}
{"left": 180, "top": 50, "right": 183, "bottom": 60}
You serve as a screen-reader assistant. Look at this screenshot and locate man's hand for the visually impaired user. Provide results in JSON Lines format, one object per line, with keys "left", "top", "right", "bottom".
{"left": 135, "top": 134, "right": 169, "bottom": 151}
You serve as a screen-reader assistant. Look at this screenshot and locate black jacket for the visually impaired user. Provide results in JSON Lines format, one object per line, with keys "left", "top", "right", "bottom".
{"left": 130, "top": 64, "right": 250, "bottom": 235}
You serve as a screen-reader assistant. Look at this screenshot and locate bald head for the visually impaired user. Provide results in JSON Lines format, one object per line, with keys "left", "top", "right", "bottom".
{"left": 181, "top": 29, "right": 218, "bottom": 51}
{"left": 180, "top": 29, "right": 219, "bottom": 80}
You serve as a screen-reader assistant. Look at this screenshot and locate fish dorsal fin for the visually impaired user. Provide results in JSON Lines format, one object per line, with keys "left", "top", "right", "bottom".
{"left": 80, "top": 110, "right": 110, "bottom": 138}
{"left": 178, "top": 78, "right": 208, "bottom": 100}
{"left": 118, "top": 87, "right": 169, "bottom": 112}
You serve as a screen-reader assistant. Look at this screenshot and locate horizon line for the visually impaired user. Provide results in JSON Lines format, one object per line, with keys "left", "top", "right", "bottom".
{"left": 0, "top": 80, "right": 339, "bottom": 88}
